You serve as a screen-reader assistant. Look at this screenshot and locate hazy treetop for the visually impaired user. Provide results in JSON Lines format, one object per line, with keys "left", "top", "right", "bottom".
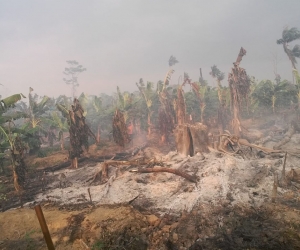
{"left": 1, "top": 0, "right": 300, "bottom": 97}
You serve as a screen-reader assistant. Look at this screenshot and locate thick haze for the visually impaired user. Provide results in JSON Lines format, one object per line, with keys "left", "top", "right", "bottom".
{"left": 1, "top": 0, "right": 300, "bottom": 98}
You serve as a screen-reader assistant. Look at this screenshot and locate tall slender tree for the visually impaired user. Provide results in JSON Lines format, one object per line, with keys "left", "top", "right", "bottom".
{"left": 277, "top": 27, "right": 300, "bottom": 70}
{"left": 63, "top": 60, "right": 86, "bottom": 98}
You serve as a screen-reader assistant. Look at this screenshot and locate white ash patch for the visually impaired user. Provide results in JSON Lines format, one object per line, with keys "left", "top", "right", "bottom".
{"left": 28, "top": 149, "right": 292, "bottom": 214}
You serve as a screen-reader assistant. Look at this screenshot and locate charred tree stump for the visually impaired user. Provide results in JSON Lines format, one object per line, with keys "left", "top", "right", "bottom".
{"left": 175, "top": 123, "right": 209, "bottom": 156}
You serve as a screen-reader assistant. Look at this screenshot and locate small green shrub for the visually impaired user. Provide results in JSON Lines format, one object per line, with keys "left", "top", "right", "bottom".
{"left": 91, "top": 241, "right": 105, "bottom": 250}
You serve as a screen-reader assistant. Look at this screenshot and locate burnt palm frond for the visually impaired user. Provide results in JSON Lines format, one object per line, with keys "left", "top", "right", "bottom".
{"left": 164, "top": 69, "right": 175, "bottom": 86}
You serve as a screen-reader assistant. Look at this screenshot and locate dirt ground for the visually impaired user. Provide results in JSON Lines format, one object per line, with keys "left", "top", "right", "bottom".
{"left": 1, "top": 120, "right": 300, "bottom": 249}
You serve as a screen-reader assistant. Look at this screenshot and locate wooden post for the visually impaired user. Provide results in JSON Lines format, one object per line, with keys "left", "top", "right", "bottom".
{"left": 88, "top": 188, "right": 92, "bottom": 203}
{"left": 34, "top": 205, "right": 55, "bottom": 250}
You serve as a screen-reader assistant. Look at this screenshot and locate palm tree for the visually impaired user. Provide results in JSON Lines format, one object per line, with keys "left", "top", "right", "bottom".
{"left": 210, "top": 65, "right": 225, "bottom": 103}
{"left": 277, "top": 27, "right": 300, "bottom": 70}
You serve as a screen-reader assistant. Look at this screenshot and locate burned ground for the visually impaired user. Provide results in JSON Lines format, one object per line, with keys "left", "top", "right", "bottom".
{"left": 1, "top": 120, "right": 300, "bottom": 249}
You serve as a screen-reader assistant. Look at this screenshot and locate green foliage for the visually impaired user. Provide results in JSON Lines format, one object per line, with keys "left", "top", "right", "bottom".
{"left": 23, "top": 229, "right": 37, "bottom": 250}
{"left": 185, "top": 91, "right": 200, "bottom": 120}
{"left": 0, "top": 94, "right": 26, "bottom": 111}
{"left": 91, "top": 241, "right": 105, "bottom": 250}
{"left": 251, "top": 79, "right": 296, "bottom": 110}
{"left": 204, "top": 87, "right": 220, "bottom": 118}
{"left": 37, "top": 150, "right": 47, "bottom": 158}
{"left": 0, "top": 183, "right": 7, "bottom": 201}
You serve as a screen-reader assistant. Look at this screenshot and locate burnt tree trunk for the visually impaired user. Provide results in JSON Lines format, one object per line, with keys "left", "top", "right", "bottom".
{"left": 113, "top": 109, "right": 130, "bottom": 147}
{"left": 97, "top": 124, "right": 101, "bottom": 144}
{"left": 228, "top": 47, "right": 250, "bottom": 137}
{"left": 68, "top": 98, "right": 94, "bottom": 168}
{"left": 158, "top": 91, "right": 175, "bottom": 144}
{"left": 176, "top": 86, "right": 186, "bottom": 125}
{"left": 175, "top": 123, "right": 209, "bottom": 156}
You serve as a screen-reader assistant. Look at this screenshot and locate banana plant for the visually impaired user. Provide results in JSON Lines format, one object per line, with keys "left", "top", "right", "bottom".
{"left": 0, "top": 94, "right": 27, "bottom": 191}
{"left": 87, "top": 95, "right": 117, "bottom": 143}
{"left": 78, "top": 92, "right": 89, "bottom": 116}
{"left": 46, "top": 111, "right": 69, "bottom": 150}
{"left": 251, "top": 79, "right": 296, "bottom": 114}
{"left": 136, "top": 80, "right": 156, "bottom": 136}
{"left": 293, "top": 69, "right": 300, "bottom": 111}
{"left": 190, "top": 82, "right": 208, "bottom": 123}
{"left": 11, "top": 90, "right": 53, "bottom": 154}
{"left": 116, "top": 86, "right": 135, "bottom": 122}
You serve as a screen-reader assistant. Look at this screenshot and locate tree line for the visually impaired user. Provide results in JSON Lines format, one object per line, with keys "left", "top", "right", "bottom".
{"left": 1, "top": 27, "right": 300, "bottom": 192}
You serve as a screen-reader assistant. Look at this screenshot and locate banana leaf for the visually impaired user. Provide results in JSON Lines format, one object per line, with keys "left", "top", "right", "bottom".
{"left": 56, "top": 104, "right": 69, "bottom": 118}
{"left": 0, "top": 94, "right": 26, "bottom": 111}
{"left": 37, "top": 96, "right": 50, "bottom": 110}
{"left": 0, "top": 112, "right": 28, "bottom": 123}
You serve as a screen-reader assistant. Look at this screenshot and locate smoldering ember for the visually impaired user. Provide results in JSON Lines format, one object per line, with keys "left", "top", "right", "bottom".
{"left": 2, "top": 38, "right": 300, "bottom": 249}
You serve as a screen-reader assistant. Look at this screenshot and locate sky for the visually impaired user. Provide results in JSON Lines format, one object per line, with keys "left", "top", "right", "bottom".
{"left": 1, "top": 0, "right": 300, "bottom": 98}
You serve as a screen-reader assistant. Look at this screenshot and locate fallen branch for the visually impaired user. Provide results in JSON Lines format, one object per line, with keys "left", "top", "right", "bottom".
{"left": 133, "top": 167, "right": 197, "bottom": 183}
{"left": 101, "top": 158, "right": 162, "bottom": 180}
{"left": 89, "top": 158, "right": 163, "bottom": 185}
{"left": 238, "top": 138, "right": 283, "bottom": 154}
{"left": 90, "top": 158, "right": 197, "bottom": 185}
{"left": 87, "top": 188, "right": 92, "bottom": 203}
{"left": 219, "top": 133, "right": 283, "bottom": 155}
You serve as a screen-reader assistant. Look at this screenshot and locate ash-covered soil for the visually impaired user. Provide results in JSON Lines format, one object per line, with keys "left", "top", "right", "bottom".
{"left": 1, "top": 123, "right": 300, "bottom": 249}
